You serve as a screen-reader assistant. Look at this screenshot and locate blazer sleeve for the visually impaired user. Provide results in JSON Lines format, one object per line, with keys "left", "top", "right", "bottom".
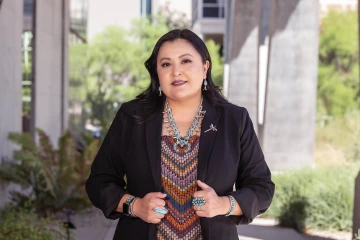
{"left": 228, "top": 108, "right": 275, "bottom": 225}
{"left": 85, "top": 107, "right": 127, "bottom": 220}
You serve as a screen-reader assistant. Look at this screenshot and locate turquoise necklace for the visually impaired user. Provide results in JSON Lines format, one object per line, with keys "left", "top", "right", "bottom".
{"left": 164, "top": 98, "right": 206, "bottom": 153}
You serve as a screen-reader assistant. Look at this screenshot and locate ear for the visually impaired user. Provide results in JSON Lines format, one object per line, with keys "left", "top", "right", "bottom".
{"left": 203, "top": 60, "right": 210, "bottom": 79}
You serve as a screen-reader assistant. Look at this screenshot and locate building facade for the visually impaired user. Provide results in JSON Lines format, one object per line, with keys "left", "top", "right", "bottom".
{"left": 87, "top": 0, "right": 192, "bottom": 41}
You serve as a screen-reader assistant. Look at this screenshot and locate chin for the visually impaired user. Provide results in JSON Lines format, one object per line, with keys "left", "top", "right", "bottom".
{"left": 166, "top": 91, "right": 201, "bottom": 101}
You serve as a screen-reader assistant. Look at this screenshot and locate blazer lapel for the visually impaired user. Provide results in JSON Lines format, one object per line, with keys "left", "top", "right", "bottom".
{"left": 197, "top": 97, "right": 220, "bottom": 183}
{"left": 145, "top": 106, "right": 163, "bottom": 192}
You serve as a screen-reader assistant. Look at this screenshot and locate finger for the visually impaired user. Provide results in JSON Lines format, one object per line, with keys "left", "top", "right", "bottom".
{"left": 193, "top": 205, "right": 206, "bottom": 212}
{"left": 156, "top": 213, "right": 166, "bottom": 219}
{"left": 197, "top": 180, "right": 211, "bottom": 190}
{"left": 152, "top": 192, "right": 167, "bottom": 199}
{"left": 151, "top": 218, "right": 161, "bottom": 224}
{"left": 152, "top": 199, "right": 166, "bottom": 207}
{"left": 195, "top": 210, "right": 207, "bottom": 218}
{"left": 153, "top": 212, "right": 166, "bottom": 218}
{"left": 193, "top": 191, "right": 206, "bottom": 198}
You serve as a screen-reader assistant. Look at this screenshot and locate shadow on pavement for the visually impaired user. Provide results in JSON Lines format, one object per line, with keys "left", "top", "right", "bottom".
{"left": 237, "top": 224, "right": 338, "bottom": 240}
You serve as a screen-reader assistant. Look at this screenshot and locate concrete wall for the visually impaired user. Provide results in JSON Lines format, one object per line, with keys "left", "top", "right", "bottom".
{"left": 226, "top": 0, "right": 261, "bottom": 133}
{"left": 0, "top": 0, "right": 23, "bottom": 158}
{"left": 87, "top": 0, "right": 140, "bottom": 41}
{"left": 0, "top": 0, "right": 23, "bottom": 206}
{"left": 263, "top": 0, "right": 318, "bottom": 170}
{"left": 35, "top": 0, "right": 69, "bottom": 147}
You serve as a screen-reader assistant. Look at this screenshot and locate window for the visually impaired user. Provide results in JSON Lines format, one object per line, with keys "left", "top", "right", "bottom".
{"left": 140, "top": 0, "right": 152, "bottom": 16}
{"left": 203, "top": 0, "right": 225, "bottom": 18}
{"left": 24, "top": 1, "right": 33, "bottom": 16}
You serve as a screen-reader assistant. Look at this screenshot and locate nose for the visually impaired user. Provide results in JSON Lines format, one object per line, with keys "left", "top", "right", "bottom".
{"left": 172, "top": 64, "right": 182, "bottom": 76}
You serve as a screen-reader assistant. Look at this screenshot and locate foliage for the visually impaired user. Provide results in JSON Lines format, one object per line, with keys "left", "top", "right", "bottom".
{"left": 316, "top": 111, "right": 360, "bottom": 165}
{"left": 278, "top": 192, "right": 308, "bottom": 233}
{"left": 0, "top": 203, "right": 70, "bottom": 240}
{"left": 205, "top": 39, "right": 224, "bottom": 87}
{"left": 0, "top": 129, "right": 99, "bottom": 217}
{"left": 318, "top": 10, "right": 359, "bottom": 117}
{"left": 86, "top": 26, "right": 137, "bottom": 128}
{"left": 68, "top": 15, "right": 224, "bottom": 134}
{"left": 263, "top": 167, "right": 358, "bottom": 232}
{"left": 157, "top": 3, "right": 191, "bottom": 29}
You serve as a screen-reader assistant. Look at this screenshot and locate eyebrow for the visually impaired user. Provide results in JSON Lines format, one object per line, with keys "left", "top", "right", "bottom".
{"left": 159, "top": 53, "right": 194, "bottom": 62}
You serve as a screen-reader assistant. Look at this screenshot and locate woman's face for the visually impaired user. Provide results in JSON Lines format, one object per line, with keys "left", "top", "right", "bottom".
{"left": 156, "top": 39, "right": 209, "bottom": 101}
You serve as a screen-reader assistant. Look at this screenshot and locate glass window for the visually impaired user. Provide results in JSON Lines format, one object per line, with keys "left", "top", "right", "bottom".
{"left": 204, "top": 0, "right": 224, "bottom": 3}
{"left": 140, "top": 0, "right": 152, "bottom": 16}
{"left": 203, "top": 0, "right": 225, "bottom": 18}
{"left": 24, "top": 2, "right": 33, "bottom": 16}
{"left": 203, "top": 7, "right": 219, "bottom": 17}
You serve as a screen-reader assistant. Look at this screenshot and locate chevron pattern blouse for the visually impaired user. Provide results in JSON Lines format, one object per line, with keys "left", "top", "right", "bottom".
{"left": 156, "top": 135, "right": 203, "bottom": 240}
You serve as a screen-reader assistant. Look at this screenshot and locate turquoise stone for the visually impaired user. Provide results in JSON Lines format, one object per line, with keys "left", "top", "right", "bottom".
{"left": 154, "top": 207, "right": 168, "bottom": 215}
{"left": 192, "top": 197, "right": 206, "bottom": 207}
{"left": 165, "top": 99, "right": 204, "bottom": 154}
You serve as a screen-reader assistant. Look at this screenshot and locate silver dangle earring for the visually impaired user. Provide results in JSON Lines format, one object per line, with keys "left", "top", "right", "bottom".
{"left": 203, "top": 79, "right": 208, "bottom": 90}
{"left": 159, "top": 86, "right": 162, "bottom": 96}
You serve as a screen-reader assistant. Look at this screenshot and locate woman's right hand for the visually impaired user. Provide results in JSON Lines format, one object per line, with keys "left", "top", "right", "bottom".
{"left": 132, "top": 192, "right": 167, "bottom": 224}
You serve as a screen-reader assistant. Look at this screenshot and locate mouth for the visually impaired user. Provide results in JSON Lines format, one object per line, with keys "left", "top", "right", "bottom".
{"left": 171, "top": 80, "right": 187, "bottom": 86}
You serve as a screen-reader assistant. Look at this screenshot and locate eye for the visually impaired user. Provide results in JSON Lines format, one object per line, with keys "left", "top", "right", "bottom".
{"left": 161, "top": 63, "right": 170, "bottom": 67}
{"left": 182, "top": 59, "right": 192, "bottom": 64}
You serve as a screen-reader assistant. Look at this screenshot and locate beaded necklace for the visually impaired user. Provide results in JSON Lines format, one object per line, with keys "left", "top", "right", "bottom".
{"left": 163, "top": 98, "right": 206, "bottom": 153}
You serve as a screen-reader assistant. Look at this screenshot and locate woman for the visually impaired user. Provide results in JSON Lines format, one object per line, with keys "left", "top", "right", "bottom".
{"left": 86, "top": 29, "right": 274, "bottom": 240}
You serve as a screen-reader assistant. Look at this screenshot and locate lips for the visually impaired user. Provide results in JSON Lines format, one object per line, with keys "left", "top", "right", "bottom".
{"left": 171, "top": 80, "right": 187, "bottom": 86}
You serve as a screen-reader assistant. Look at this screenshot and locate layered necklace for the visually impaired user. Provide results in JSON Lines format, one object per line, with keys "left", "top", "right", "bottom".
{"left": 163, "top": 98, "right": 206, "bottom": 153}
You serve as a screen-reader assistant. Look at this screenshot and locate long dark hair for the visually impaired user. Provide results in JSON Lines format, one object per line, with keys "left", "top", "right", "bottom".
{"left": 134, "top": 29, "right": 227, "bottom": 123}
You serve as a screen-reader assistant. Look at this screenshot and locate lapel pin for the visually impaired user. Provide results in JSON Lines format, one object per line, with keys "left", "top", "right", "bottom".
{"left": 204, "top": 124, "right": 217, "bottom": 133}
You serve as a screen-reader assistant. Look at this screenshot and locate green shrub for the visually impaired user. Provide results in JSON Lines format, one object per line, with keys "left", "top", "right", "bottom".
{"left": 278, "top": 192, "right": 308, "bottom": 233}
{"left": 0, "top": 204, "right": 70, "bottom": 240}
{"left": 0, "top": 129, "right": 99, "bottom": 217}
{"left": 263, "top": 166, "right": 358, "bottom": 232}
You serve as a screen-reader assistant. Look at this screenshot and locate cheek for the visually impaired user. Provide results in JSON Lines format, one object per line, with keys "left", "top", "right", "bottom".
{"left": 187, "top": 65, "right": 205, "bottom": 81}
{"left": 156, "top": 68, "right": 167, "bottom": 83}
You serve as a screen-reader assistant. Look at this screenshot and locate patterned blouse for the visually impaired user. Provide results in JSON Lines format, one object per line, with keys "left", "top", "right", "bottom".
{"left": 156, "top": 135, "right": 203, "bottom": 240}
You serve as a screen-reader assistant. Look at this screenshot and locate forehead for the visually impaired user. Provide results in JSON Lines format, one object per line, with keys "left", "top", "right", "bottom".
{"left": 157, "top": 39, "right": 200, "bottom": 58}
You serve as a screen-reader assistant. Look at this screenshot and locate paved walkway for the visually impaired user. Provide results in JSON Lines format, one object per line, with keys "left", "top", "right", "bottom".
{"left": 75, "top": 215, "right": 351, "bottom": 240}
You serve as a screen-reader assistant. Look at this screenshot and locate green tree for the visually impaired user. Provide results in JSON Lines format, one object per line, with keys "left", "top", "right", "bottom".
{"left": 85, "top": 26, "right": 137, "bottom": 128}
{"left": 205, "top": 40, "right": 224, "bottom": 87}
{"left": 318, "top": 10, "right": 359, "bottom": 116}
{"left": 68, "top": 16, "right": 225, "bottom": 133}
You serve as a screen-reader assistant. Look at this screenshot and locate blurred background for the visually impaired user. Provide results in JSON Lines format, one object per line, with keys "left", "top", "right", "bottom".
{"left": 0, "top": 0, "right": 359, "bottom": 239}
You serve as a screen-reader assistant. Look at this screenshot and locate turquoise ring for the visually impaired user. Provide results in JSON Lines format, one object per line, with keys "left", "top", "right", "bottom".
{"left": 192, "top": 197, "right": 206, "bottom": 207}
{"left": 154, "top": 207, "right": 168, "bottom": 215}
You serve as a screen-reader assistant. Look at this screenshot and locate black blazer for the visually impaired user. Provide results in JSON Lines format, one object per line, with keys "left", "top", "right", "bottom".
{"left": 86, "top": 97, "right": 275, "bottom": 240}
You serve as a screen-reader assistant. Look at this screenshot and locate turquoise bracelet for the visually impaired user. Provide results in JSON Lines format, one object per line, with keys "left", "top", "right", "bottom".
{"left": 225, "top": 195, "right": 235, "bottom": 217}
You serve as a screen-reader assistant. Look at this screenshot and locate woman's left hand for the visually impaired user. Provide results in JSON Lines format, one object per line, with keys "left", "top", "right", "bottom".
{"left": 193, "top": 180, "right": 229, "bottom": 218}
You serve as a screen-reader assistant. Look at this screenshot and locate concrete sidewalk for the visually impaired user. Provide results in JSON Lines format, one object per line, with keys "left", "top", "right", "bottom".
{"left": 75, "top": 216, "right": 351, "bottom": 240}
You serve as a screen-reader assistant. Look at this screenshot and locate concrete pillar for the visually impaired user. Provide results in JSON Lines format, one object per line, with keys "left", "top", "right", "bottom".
{"left": 354, "top": 171, "right": 360, "bottom": 239}
{"left": 34, "top": 0, "right": 69, "bottom": 146}
{"left": 0, "top": 0, "right": 23, "bottom": 158}
{"left": 226, "top": 0, "right": 261, "bottom": 133}
{"left": 263, "top": 0, "right": 318, "bottom": 170}
{"left": 0, "top": 0, "right": 23, "bottom": 206}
